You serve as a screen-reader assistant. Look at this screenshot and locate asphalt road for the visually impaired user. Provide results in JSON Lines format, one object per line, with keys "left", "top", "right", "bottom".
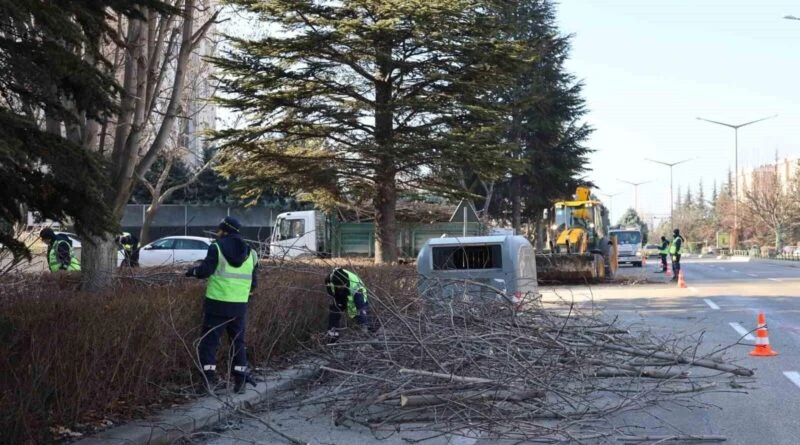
{"left": 193, "top": 258, "right": 800, "bottom": 445}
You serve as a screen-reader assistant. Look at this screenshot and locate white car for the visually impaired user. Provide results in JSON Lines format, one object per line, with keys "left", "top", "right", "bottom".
{"left": 137, "top": 236, "right": 213, "bottom": 267}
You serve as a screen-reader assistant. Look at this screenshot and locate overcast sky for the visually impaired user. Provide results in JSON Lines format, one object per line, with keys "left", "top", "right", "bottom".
{"left": 557, "top": 1, "right": 800, "bottom": 223}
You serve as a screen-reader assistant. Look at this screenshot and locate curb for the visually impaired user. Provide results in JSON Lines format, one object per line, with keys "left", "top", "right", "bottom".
{"left": 72, "top": 363, "right": 322, "bottom": 445}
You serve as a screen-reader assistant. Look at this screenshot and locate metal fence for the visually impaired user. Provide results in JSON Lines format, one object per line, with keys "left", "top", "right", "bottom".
{"left": 122, "top": 205, "right": 282, "bottom": 242}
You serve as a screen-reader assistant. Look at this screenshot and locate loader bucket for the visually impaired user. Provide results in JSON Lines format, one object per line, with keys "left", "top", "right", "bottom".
{"left": 535, "top": 253, "right": 605, "bottom": 284}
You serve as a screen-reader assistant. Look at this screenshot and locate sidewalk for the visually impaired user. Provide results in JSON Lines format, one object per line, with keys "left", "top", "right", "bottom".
{"left": 72, "top": 362, "right": 322, "bottom": 445}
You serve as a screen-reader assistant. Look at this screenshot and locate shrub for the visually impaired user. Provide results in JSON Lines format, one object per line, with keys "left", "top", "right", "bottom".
{"left": 0, "top": 262, "right": 414, "bottom": 444}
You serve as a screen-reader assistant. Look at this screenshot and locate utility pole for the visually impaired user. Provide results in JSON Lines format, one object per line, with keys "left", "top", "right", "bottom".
{"left": 617, "top": 179, "right": 652, "bottom": 215}
{"left": 645, "top": 157, "right": 693, "bottom": 225}
{"left": 696, "top": 115, "right": 777, "bottom": 249}
{"left": 597, "top": 191, "right": 622, "bottom": 221}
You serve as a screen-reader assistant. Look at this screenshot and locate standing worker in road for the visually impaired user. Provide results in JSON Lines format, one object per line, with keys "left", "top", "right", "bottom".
{"left": 40, "top": 228, "right": 80, "bottom": 272}
{"left": 325, "top": 267, "right": 372, "bottom": 343}
{"left": 657, "top": 236, "right": 669, "bottom": 273}
{"left": 186, "top": 217, "right": 258, "bottom": 394}
{"left": 669, "top": 228, "right": 684, "bottom": 281}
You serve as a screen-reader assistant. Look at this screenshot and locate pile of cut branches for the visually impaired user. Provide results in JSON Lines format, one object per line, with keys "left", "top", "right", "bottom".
{"left": 302, "top": 293, "right": 754, "bottom": 443}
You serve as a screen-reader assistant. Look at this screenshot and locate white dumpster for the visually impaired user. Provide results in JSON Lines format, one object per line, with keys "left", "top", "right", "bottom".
{"left": 416, "top": 235, "right": 538, "bottom": 308}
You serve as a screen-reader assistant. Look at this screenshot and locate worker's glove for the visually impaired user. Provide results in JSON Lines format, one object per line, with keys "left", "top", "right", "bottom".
{"left": 185, "top": 268, "right": 195, "bottom": 277}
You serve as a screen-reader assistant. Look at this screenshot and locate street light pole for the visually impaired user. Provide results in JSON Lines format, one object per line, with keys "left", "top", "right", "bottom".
{"left": 597, "top": 192, "right": 622, "bottom": 220}
{"left": 644, "top": 157, "right": 693, "bottom": 225}
{"left": 617, "top": 179, "right": 653, "bottom": 215}
{"left": 696, "top": 115, "right": 777, "bottom": 249}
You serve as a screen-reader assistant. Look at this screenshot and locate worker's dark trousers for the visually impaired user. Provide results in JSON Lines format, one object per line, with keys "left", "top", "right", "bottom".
{"left": 671, "top": 254, "right": 682, "bottom": 277}
{"left": 660, "top": 254, "right": 668, "bottom": 271}
{"left": 199, "top": 312, "right": 247, "bottom": 378}
{"left": 328, "top": 291, "right": 370, "bottom": 330}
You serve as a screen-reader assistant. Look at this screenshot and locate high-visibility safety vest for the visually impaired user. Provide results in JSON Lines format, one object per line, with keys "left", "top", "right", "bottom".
{"left": 669, "top": 235, "right": 684, "bottom": 255}
{"left": 327, "top": 269, "right": 369, "bottom": 318}
{"left": 48, "top": 239, "right": 81, "bottom": 272}
{"left": 659, "top": 242, "right": 669, "bottom": 255}
{"left": 206, "top": 244, "right": 257, "bottom": 303}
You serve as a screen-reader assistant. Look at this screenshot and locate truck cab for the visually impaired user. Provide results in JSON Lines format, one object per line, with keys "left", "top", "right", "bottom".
{"left": 269, "top": 210, "right": 330, "bottom": 259}
{"left": 608, "top": 226, "right": 643, "bottom": 267}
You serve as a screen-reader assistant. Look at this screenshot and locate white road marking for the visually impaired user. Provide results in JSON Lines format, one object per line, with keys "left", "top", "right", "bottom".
{"left": 748, "top": 273, "right": 758, "bottom": 277}
{"left": 703, "top": 299, "right": 720, "bottom": 310}
{"left": 732, "top": 269, "right": 741, "bottom": 273}
{"left": 769, "top": 278, "right": 783, "bottom": 282}
{"left": 784, "top": 372, "right": 800, "bottom": 390}
{"left": 729, "top": 322, "right": 756, "bottom": 341}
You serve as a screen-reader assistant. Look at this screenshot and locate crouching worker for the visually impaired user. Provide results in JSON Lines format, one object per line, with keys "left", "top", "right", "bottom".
{"left": 40, "top": 228, "right": 80, "bottom": 272}
{"left": 186, "top": 217, "right": 258, "bottom": 394}
{"left": 325, "top": 267, "right": 372, "bottom": 343}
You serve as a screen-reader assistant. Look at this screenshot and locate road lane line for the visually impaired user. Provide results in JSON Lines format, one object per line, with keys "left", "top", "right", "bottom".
{"left": 688, "top": 286, "right": 699, "bottom": 293}
{"left": 769, "top": 278, "right": 783, "bottom": 282}
{"left": 703, "top": 299, "right": 720, "bottom": 310}
{"left": 747, "top": 273, "right": 758, "bottom": 277}
{"left": 732, "top": 269, "right": 741, "bottom": 273}
{"left": 729, "top": 322, "right": 756, "bottom": 341}
{"left": 784, "top": 372, "right": 800, "bottom": 390}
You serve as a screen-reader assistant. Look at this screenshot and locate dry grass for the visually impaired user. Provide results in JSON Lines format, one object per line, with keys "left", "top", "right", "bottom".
{"left": 0, "top": 263, "right": 414, "bottom": 444}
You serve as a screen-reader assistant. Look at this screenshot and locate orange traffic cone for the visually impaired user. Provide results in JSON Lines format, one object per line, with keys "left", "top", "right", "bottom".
{"left": 677, "top": 270, "right": 687, "bottom": 288}
{"left": 665, "top": 267, "right": 672, "bottom": 278}
{"left": 642, "top": 254, "right": 647, "bottom": 266}
{"left": 750, "top": 311, "right": 778, "bottom": 357}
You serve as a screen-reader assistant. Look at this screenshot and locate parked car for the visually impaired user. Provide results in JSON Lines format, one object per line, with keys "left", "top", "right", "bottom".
{"left": 643, "top": 244, "right": 660, "bottom": 258}
{"left": 137, "top": 236, "right": 213, "bottom": 267}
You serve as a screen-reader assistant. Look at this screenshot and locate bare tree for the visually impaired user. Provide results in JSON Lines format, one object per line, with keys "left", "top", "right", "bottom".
{"left": 77, "top": 0, "right": 219, "bottom": 289}
{"left": 741, "top": 162, "right": 799, "bottom": 250}
{"left": 139, "top": 149, "right": 213, "bottom": 244}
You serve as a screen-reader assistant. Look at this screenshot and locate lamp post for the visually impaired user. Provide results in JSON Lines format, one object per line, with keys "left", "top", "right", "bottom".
{"left": 617, "top": 179, "right": 652, "bottom": 215}
{"left": 597, "top": 191, "right": 622, "bottom": 220}
{"left": 696, "top": 115, "right": 777, "bottom": 249}
{"left": 644, "top": 157, "right": 693, "bottom": 225}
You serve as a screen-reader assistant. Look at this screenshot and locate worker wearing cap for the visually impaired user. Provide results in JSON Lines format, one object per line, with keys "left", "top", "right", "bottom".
{"left": 669, "top": 228, "right": 684, "bottom": 281}
{"left": 117, "top": 232, "right": 140, "bottom": 267}
{"left": 658, "top": 236, "right": 669, "bottom": 273}
{"left": 186, "top": 216, "right": 258, "bottom": 394}
{"left": 324, "top": 267, "right": 371, "bottom": 343}
{"left": 40, "top": 228, "right": 80, "bottom": 272}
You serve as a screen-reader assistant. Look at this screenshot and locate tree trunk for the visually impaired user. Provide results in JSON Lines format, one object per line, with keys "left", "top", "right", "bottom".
{"left": 81, "top": 234, "right": 117, "bottom": 291}
{"left": 535, "top": 219, "right": 544, "bottom": 250}
{"left": 372, "top": 36, "right": 396, "bottom": 264}
{"left": 511, "top": 176, "right": 522, "bottom": 232}
{"left": 374, "top": 170, "right": 398, "bottom": 263}
{"left": 140, "top": 204, "right": 159, "bottom": 245}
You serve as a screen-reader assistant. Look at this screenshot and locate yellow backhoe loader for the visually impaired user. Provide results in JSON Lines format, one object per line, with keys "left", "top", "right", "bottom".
{"left": 536, "top": 187, "right": 618, "bottom": 282}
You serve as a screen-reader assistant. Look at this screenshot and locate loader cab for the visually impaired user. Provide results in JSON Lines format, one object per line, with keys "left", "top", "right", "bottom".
{"left": 552, "top": 202, "right": 609, "bottom": 243}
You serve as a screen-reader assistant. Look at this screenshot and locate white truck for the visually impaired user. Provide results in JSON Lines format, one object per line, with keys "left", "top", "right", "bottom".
{"left": 269, "top": 210, "right": 331, "bottom": 259}
{"left": 269, "top": 209, "right": 483, "bottom": 260}
{"left": 608, "top": 226, "right": 644, "bottom": 267}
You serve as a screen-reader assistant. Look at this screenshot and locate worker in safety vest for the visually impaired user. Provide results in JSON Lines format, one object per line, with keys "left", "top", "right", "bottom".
{"left": 117, "top": 232, "right": 140, "bottom": 267}
{"left": 40, "top": 228, "right": 80, "bottom": 272}
{"left": 186, "top": 217, "right": 258, "bottom": 394}
{"left": 657, "top": 236, "right": 669, "bottom": 273}
{"left": 325, "top": 267, "right": 372, "bottom": 343}
{"left": 669, "top": 228, "right": 684, "bottom": 281}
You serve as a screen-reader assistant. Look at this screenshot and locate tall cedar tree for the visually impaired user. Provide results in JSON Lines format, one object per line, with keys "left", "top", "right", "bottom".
{"left": 0, "top": 0, "right": 169, "bottom": 262}
{"left": 211, "top": 0, "right": 528, "bottom": 263}
{"left": 487, "top": 0, "right": 593, "bottom": 230}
